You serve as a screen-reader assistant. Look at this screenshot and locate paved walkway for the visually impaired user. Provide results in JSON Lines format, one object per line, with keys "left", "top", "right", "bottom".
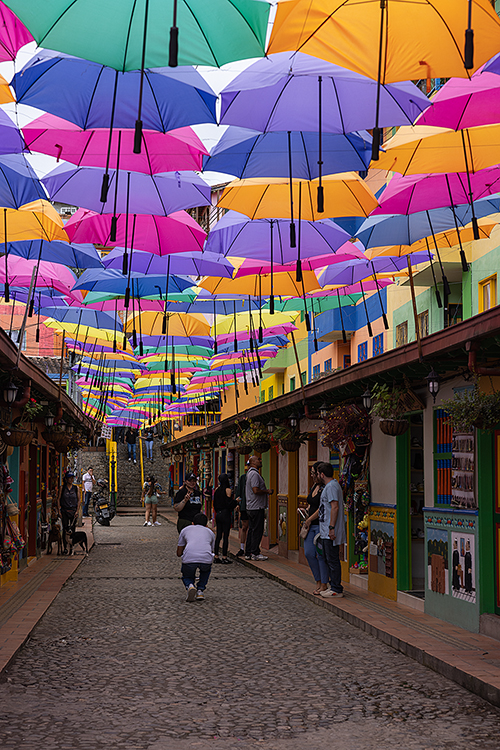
{"left": 0, "top": 513, "right": 500, "bottom": 750}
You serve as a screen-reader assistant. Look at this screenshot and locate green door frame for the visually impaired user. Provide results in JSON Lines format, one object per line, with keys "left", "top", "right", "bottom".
{"left": 478, "top": 428, "right": 497, "bottom": 614}
{"left": 396, "top": 429, "right": 411, "bottom": 592}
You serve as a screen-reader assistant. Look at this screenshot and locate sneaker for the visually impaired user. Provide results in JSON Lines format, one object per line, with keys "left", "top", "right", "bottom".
{"left": 221, "top": 558, "right": 233, "bottom": 564}
{"left": 195, "top": 591, "right": 205, "bottom": 601}
{"left": 186, "top": 584, "right": 196, "bottom": 602}
{"left": 236, "top": 549, "right": 245, "bottom": 557}
{"left": 153, "top": 521, "right": 161, "bottom": 526}
{"left": 213, "top": 557, "right": 221, "bottom": 564}
{"left": 244, "top": 555, "right": 252, "bottom": 560}
{"left": 147, "top": 521, "right": 152, "bottom": 526}
{"left": 143, "top": 521, "right": 148, "bottom": 526}
{"left": 320, "top": 589, "right": 344, "bottom": 598}
{"left": 251, "top": 554, "right": 268, "bottom": 561}
{"left": 134, "top": 460, "right": 137, "bottom": 464}
{"left": 128, "top": 458, "right": 131, "bottom": 462}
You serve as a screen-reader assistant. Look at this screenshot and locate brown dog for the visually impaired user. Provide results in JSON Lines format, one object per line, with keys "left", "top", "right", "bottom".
{"left": 47, "top": 514, "right": 63, "bottom": 556}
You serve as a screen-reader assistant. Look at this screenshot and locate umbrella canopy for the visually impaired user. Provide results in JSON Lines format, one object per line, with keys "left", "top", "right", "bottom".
{"left": 0, "top": 109, "right": 25, "bottom": 154}
{"left": 0, "top": 73, "right": 13, "bottom": 103}
{"left": 0, "top": 201, "right": 68, "bottom": 242}
{"left": 417, "top": 73, "right": 500, "bottom": 130}
{"left": 210, "top": 311, "right": 296, "bottom": 337}
{"left": 0, "top": 257, "right": 78, "bottom": 295}
{"left": 103, "top": 248, "right": 234, "bottom": 278}
{"left": 7, "top": 0, "right": 270, "bottom": 69}
{"left": 23, "top": 114, "right": 209, "bottom": 173}
{"left": 200, "top": 271, "right": 321, "bottom": 297}
{"left": 0, "top": 1, "right": 33, "bottom": 61}
{"left": 205, "top": 211, "right": 351, "bottom": 262}
{"left": 125, "top": 311, "right": 210, "bottom": 337}
{"left": 220, "top": 51, "right": 431, "bottom": 133}
{"left": 42, "top": 165, "right": 211, "bottom": 216}
{"left": 363, "top": 221, "right": 496, "bottom": 258}
{"left": 39, "top": 306, "right": 123, "bottom": 331}
{"left": 373, "top": 169, "right": 500, "bottom": 215}
{"left": 0, "top": 154, "right": 46, "bottom": 208}
{"left": 65, "top": 208, "right": 206, "bottom": 255}
{"left": 376, "top": 124, "right": 500, "bottom": 175}
{"left": 204, "top": 128, "right": 373, "bottom": 179}
{"left": 267, "top": 0, "right": 500, "bottom": 81}
{"left": 234, "top": 252, "right": 363, "bottom": 277}
{"left": 7, "top": 239, "right": 103, "bottom": 269}
{"left": 72, "top": 268, "right": 195, "bottom": 296}
{"left": 218, "top": 174, "right": 378, "bottom": 219}
{"left": 317, "top": 253, "right": 429, "bottom": 286}
{"left": 12, "top": 50, "right": 217, "bottom": 131}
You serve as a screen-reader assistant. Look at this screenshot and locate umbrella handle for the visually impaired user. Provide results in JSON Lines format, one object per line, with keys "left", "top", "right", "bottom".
{"left": 100, "top": 173, "right": 110, "bottom": 204}
{"left": 464, "top": 0, "right": 474, "bottom": 69}
{"left": 169, "top": 0, "right": 179, "bottom": 67}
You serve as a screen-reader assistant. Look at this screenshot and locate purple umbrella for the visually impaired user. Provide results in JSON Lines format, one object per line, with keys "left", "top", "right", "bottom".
{"left": 42, "top": 164, "right": 211, "bottom": 217}
{"left": 103, "top": 247, "right": 234, "bottom": 278}
{"left": 0, "top": 109, "right": 25, "bottom": 154}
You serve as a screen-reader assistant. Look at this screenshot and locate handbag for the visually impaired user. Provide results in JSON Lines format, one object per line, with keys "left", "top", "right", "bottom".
{"left": 299, "top": 522, "right": 309, "bottom": 540}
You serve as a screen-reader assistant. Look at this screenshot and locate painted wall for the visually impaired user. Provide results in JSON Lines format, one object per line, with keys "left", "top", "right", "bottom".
{"left": 370, "top": 426, "right": 397, "bottom": 505}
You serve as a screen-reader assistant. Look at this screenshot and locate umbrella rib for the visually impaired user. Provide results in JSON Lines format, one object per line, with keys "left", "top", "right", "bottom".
{"left": 144, "top": 71, "right": 168, "bottom": 133}
{"left": 182, "top": 3, "right": 218, "bottom": 66}
{"left": 82, "top": 66, "right": 105, "bottom": 131}
{"left": 262, "top": 77, "right": 295, "bottom": 132}
{"left": 36, "top": 0, "right": 80, "bottom": 46}
{"left": 78, "top": 130, "right": 95, "bottom": 167}
{"left": 329, "top": 78, "right": 345, "bottom": 134}
{"left": 122, "top": 0, "right": 139, "bottom": 73}
{"left": 300, "top": 131, "right": 313, "bottom": 181}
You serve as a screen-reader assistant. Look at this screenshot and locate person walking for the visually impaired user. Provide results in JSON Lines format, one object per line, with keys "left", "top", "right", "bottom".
{"left": 125, "top": 427, "right": 138, "bottom": 463}
{"left": 173, "top": 473, "right": 203, "bottom": 532}
{"left": 317, "top": 462, "right": 346, "bottom": 598}
{"left": 177, "top": 512, "right": 215, "bottom": 602}
{"left": 142, "top": 428, "right": 154, "bottom": 463}
{"left": 55, "top": 471, "right": 82, "bottom": 554}
{"left": 213, "top": 473, "right": 237, "bottom": 564}
{"left": 81, "top": 465, "right": 95, "bottom": 518}
{"left": 245, "top": 455, "right": 273, "bottom": 561}
{"left": 235, "top": 462, "right": 249, "bottom": 558}
{"left": 141, "top": 475, "right": 165, "bottom": 526}
{"left": 301, "top": 461, "right": 330, "bottom": 595}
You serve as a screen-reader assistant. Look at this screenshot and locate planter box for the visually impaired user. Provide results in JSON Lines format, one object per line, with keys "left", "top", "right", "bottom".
{"left": 379, "top": 419, "right": 409, "bottom": 436}
{"left": 0, "top": 427, "right": 34, "bottom": 447}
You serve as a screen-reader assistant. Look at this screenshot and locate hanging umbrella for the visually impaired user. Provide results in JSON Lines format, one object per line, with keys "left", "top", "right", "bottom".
{"left": 211, "top": 311, "right": 296, "bottom": 337}
{"left": 0, "top": 109, "right": 25, "bottom": 154}
{"left": 124, "top": 311, "right": 210, "bottom": 337}
{"left": 365, "top": 221, "right": 496, "bottom": 258}
{"left": 0, "top": 200, "right": 68, "bottom": 242}
{"left": 317, "top": 253, "right": 430, "bottom": 286}
{"left": 0, "top": 154, "right": 46, "bottom": 207}
{"left": 234, "top": 252, "right": 363, "bottom": 277}
{"left": 417, "top": 72, "right": 500, "bottom": 130}
{"left": 220, "top": 51, "right": 431, "bottom": 133}
{"left": 103, "top": 247, "right": 234, "bottom": 278}
{"left": 267, "top": 0, "right": 500, "bottom": 158}
{"left": 0, "top": 73, "right": 13, "bottom": 103}
{"left": 200, "top": 271, "right": 321, "bottom": 297}
{"left": 65, "top": 208, "right": 205, "bottom": 255}
{"left": 0, "top": 1, "right": 33, "bottom": 61}
{"left": 0, "top": 256, "right": 78, "bottom": 296}
{"left": 218, "top": 175, "right": 378, "bottom": 220}
{"left": 7, "top": 239, "right": 102, "bottom": 269}
{"left": 72, "top": 268, "right": 195, "bottom": 296}
{"left": 39, "top": 306, "right": 123, "bottom": 331}
{"left": 23, "top": 114, "right": 209, "bottom": 173}
{"left": 42, "top": 164, "right": 211, "bottom": 216}
{"left": 203, "top": 127, "right": 374, "bottom": 179}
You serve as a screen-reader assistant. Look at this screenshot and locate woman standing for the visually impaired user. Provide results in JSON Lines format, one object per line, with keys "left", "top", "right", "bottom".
{"left": 141, "top": 475, "right": 165, "bottom": 526}
{"left": 301, "top": 461, "right": 330, "bottom": 595}
{"left": 56, "top": 471, "right": 82, "bottom": 554}
{"left": 213, "top": 473, "right": 237, "bottom": 564}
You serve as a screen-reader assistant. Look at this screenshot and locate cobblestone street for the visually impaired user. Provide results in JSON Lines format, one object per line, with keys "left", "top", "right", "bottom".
{"left": 1, "top": 516, "right": 499, "bottom": 750}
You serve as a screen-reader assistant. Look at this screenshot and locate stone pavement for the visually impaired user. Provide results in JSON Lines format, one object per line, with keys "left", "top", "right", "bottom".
{"left": 1, "top": 516, "right": 500, "bottom": 750}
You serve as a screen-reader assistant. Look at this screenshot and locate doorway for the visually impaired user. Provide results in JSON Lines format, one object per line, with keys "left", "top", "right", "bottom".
{"left": 409, "top": 413, "right": 425, "bottom": 593}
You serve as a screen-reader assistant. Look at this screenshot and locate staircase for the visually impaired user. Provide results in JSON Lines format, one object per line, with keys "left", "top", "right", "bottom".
{"left": 116, "top": 440, "right": 170, "bottom": 506}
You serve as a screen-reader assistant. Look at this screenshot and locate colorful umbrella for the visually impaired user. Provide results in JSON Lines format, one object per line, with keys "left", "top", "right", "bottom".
{"left": 39, "top": 307, "right": 123, "bottom": 331}
{"left": 103, "top": 248, "right": 234, "bottom": 278}
{"left": 0, "top": 109, "right": 25, "bottom": 154}
{"left": 72, "top": 269, "right": 195, "bottom": 297}
{"left": 363, "top": 221, "right": 495, "bottom": 258}
{"left": 200, "top": 271, "right": 321, "bottom": 297}
{"left": 417, "top": 73, "right": 500, "bottom": 130}
{"left": 0, "top": 1, "right": 33, "bottom": 61}
{"left": 124, "top": 311, "right": 210, "bottom": 337}
{"left": 0, "top": 155, "right": 46, "bottom": 208}
{"left": 7, "top": 239, "right": 103, "bottom": 269}
{"left": 0, "top": 73, "right": 13, "bottom": 103}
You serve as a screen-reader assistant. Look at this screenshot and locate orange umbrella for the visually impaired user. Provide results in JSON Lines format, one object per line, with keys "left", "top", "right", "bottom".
{"left": 364, "top": 221, "right": 496, "bottom": 258}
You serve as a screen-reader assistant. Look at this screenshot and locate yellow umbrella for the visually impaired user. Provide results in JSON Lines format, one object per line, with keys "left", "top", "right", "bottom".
{"left": 124, "top": 311, "right": 210, "bottom": 337}
{"left": 210, "top": 310, "right": 297, "bottom": 337}
{"left": 364, "top": 221, "right": 496, "bottom": 258}
{"left": 46, "top": 321, "right": 116, "bottom": 341}
{"left": 57, "top": 332, "right": 134, "bottom": 353}
{"left": 200, "top": 270, "right": 321, "bottom": 297}
{"left": 0, "top": 200, "right": 68, "bottom": 242}
{"left": 135, "top": 376, "right": 191, "bottom": 389}
{"left": 268, "top": 0, "right": 500, "bottom": 82}
{"left": 218, "top": 173, "right": 377, "bottom": 219}
{"left": 375, "top": 124, "right": 500, "bottom": 175}
{"left": 0, "top": 74, "right": 14, "bottom": 103}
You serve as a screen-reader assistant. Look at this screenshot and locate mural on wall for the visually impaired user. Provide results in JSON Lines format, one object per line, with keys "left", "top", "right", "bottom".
{"left": 427, "top": 527, "right": 449, "bottom": 595}
{"left": 451, "top": 531, "right": 476, "bottom": 604}
{"left": 369, "top": 520, "right": 394, "bottom": 578}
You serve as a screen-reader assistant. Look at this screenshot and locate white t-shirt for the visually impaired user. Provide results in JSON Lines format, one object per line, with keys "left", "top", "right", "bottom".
{"left": 82, "top": 472, "right": 95, "bottom": 492}
{"left": 177, "top": 525, "right": 215, "bottom": 565}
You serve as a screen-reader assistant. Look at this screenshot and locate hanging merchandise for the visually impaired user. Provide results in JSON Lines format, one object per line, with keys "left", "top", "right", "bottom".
{"left": 1, "top": 461, "right": 25, "bottom": 574}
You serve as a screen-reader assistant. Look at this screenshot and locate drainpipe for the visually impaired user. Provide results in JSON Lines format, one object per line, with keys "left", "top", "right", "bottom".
{"left": 466, "top": 340, "right": 500, "bottom": 376}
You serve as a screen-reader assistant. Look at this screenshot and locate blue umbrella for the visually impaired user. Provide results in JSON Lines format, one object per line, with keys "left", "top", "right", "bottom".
{"left": 0, "top": 109, "right": 25, "bottom": 155}
{"left": 203, "top": 127, "right": 373, "bottom": 179}
{"left": 7, "top": 239, "right": 103, "bottom": 269}
{"left": 103, "top": 248, "right": 234, "bottom": 278}
{"left": 38, "top": 306, "right": 123, "bottom": 331}
{"left": 0, "top": 154, "right": 46, "bottom": 207}
{"left": 12, "top": 50, "right": 217, "bottom": 131}
{"left": 72, "top": 268, "right": 195, "bottom": 296}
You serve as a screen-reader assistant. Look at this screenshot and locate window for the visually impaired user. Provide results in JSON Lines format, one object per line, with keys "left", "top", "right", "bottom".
{"left": 479, "top": 275, "right": 497, "bottom": 312}
{"left": 260, "top": 390, "right": 265, "bottom": 403}
{"left": 268, "top": 385, "right": 274, "bottom": 400}
{"left": 396, "top": 321, "right": 408, "bottom": 347}
{"left": 9, "top": 329, "right": 26, "bottom": 351}
{"left": 444, "top": 303, "right": 463, "bottom": 328}
{"left": 373, "top": 333, "right": 384, "bottom": 356}
{"left": 358, "top": 341, "right": 368, "bottom": 362}
{"left": 343, "top": 355, "right": 351, "bottom": 369}
{"left": 281, "top": 383, "right": 285, "bottom": 395}
{"left": 312, "top": 364, "right": 320, "bottom": 379}
{"left": 324, "top": 358, "right": 332, "bottom": 372}
{"left": 289, "top": 376, "right": 296, "bottom": 392}
{"left": 301, "top": 371, "right": 307, "bottom": 385}
{"left": 417, "top": 310, "right": 429, "bottom": 338}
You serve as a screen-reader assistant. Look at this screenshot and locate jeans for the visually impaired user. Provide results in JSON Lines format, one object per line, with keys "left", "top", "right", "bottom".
{"left": 304, "top": 524, "right": 330, "bottom": 584}
{"left": 83, "top": 491, "right": 92, "bottom": 516}
{"left": 127, "top": 443, "right": 136, "bottom": 461}
{"left": 181, "top": 562, "right": 212, "bottom": 592}
{"left": 245, "top": 508, "right": 265, "bottom": 556}
{"left": 323, "top": 539, "right": 343, "bottom": 593}
{"left": 145, "top": 440, "right": 153, "bottom": 459}
{"left": 215, "top": 513, "right": 231, "bottom": 557}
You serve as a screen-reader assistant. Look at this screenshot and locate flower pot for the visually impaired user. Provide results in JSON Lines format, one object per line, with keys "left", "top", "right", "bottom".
{"left": 281, "top": 439, "right": 302, "bottom": 452}
{"left": 253, "top": 440, "right": 271, "bottom": 453}
{"left": 42, "top": 431, "right": 72, "bottom": 453}
{"left": 0, "top": 427, "right": 35, "bottom": 447}
{"left": 379, "top": 419, "right": 409, "bottom": 436}
{"left": 237, "top": 444, "right": 253, "bottom": 455}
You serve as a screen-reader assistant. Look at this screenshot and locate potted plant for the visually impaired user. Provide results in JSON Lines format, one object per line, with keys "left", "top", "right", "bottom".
{"left": 442, "top": 385, "right": 500, "bottom": 432}
{"left": 320, "top": 403, "right": 371, "bottom": 449}
{"left": 0, "top": 396, "right": 43, "bottom": 447}
{"left": 371, "top": 383, "right": 409, "bottom": 436}
{"left": 236, "top": 420, "right": 271, "bottom": 453}
{"left": 42, "top": 418, "right": 72, "bottom": 453}
{"left": 273, "top": 425, "right": 308, "bottom": 452}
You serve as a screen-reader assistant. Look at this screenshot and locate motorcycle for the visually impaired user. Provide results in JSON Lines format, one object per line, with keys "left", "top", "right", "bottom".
{"left": 93, "top": 479, "right": 116, "bottom": 526}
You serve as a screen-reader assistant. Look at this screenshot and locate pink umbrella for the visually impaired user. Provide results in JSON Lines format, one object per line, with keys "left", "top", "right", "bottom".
{"left": 0, "top": 256, "right": 82, "bottom": 299}
{"left": 309, "top": 279, "right": 393, "bottom": 296}
{"left": 417, "top": 73, "right": 500, "bottom": 130}
{"left": 68, "top": 298, "right": 165, "bottom": 312}
{"left": 0, "top": 2, "right": 33, "bottom": 61}
{"left": 65, "top": 208, "right": 206, "bottom": 255}
{"left": 216, "top": 323, "right": 297, "bottom": 345}
{"left": 23, "top": 114, "right": 209, "bottom": 173}
{"left": 234, "top": 242, "right": 365, "bottom": 277}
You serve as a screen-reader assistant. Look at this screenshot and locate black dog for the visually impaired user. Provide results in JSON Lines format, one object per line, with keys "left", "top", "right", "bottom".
{"left": 65, "top": 524, "right": 89, "bottom": 556}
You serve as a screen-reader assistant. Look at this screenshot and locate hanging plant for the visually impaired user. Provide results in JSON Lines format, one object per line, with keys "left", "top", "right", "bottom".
{"left": 273, "top": 425, "right": 308, "bottom": 453}
{"left": 235, "top": 419, "right": 272, "bottom": 452}
{"left": 320, "top": 403, "right": 371, "bottom": 450}
{"left": 442, "top": 385, "right": 500, "bottom": 432}
{"left": 370, "top": 383, "right": 409, "bottom": 436}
